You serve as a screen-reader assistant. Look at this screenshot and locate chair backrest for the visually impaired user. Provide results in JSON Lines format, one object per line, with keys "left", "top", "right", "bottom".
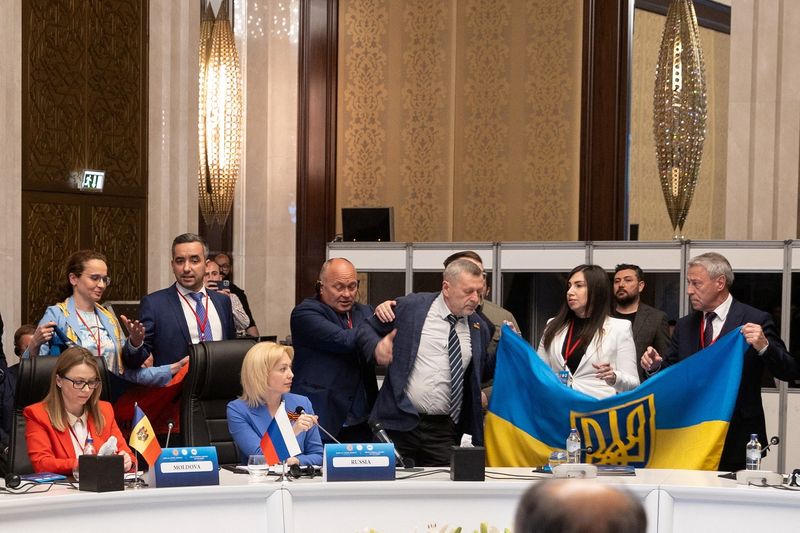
{"left": 181, "top": 338, "right": 256, "bottom": 465}
{"left": 10, "top": 356, "right": 109, "bottom": 474}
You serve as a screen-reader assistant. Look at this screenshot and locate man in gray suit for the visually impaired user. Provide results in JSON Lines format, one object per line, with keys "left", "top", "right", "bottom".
{"left": 612, "top": 264, "right": 670, "bottom": 383}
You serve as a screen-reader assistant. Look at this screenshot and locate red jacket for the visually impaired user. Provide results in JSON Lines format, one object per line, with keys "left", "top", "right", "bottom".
{"left": 24, "top": 400, "right": 133, "bottom": 475}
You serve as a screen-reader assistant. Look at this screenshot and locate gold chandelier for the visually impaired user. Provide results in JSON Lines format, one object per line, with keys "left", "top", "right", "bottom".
{"left": 653, "top": 0, "right": 707, "bottom": 239}
{"left": 199, "top": 0, "right": 243, "bottom": 227}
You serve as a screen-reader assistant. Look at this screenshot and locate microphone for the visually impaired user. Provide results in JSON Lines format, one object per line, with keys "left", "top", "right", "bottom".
{"left": 294, "top": 406, "right": 341, "bottom": 444}
{"left": 581, "top": 446, "right": 594, "bottom": 454}
{"left": 165, "top": 419, "right": 175, "bottom": 448}
{"left": 369, "top": 421, "right": 406, "bottom": 469}
{"left": 763, "top": 435, "right": 780, "bottom": 454}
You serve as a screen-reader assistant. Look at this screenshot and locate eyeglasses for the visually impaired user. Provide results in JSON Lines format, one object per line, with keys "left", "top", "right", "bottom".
{"left": 84, "top": 274, "right": 112, "bottom": 286}
{"left": 60, "top": 375, "right": 102, "bottom": 390}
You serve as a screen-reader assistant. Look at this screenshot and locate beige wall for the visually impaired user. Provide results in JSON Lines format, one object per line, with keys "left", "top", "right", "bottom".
{"left": 336, "top": 0, "right": 583, "bottom": 242}
{"left": 629, "top": 9, "right": 729, "bottom": 240}
{"left": 0, "top": 0, "right": 21, "bottom": 362}
{"left": 725, "top": 0, "right": 800, "bottom": 240}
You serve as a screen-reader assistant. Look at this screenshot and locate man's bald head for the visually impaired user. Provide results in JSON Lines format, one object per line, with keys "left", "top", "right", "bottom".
{"left": 515, "top": 479, "right": 646, "bottom": 533}
{"left": 317, "top": 258, "right": 359, "bottom": 313}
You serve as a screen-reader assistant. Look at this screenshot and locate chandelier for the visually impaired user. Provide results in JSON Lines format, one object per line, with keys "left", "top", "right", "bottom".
{"left": 198, "top": 0, "right": 243, "bottom": 227}
{"left": 653, "top": 0, "right": 707, "bottom": 239}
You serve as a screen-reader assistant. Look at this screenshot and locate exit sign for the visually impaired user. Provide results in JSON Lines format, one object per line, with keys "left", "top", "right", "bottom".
{"left": 79, "top": 170, "right": 105, "bottom": 192}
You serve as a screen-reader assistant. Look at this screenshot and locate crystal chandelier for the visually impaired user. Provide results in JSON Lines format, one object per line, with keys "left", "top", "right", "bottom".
{"left": 199, "top": 0, "right": 243, "bottom": 227}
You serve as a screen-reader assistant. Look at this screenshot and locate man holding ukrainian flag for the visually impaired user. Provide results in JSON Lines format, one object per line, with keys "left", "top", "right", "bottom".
{"left": 640, "top": 252, "right": 800, "bottom": 471}
{"left": 487, "top": 252, "right": 800, "bottom": 472}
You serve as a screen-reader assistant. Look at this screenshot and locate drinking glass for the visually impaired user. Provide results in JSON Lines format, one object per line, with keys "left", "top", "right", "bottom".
{"left": 548, "top": 450, "right": 568, "bottom": 469}
{"left": 247, "top": 454, "right": 269, "bottom": 481}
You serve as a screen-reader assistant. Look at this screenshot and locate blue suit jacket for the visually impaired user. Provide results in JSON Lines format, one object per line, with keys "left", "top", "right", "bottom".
{"left": 357, "top": 292, "right": 494, "bottom": 445}
{"left": 662, "top": 299, "right": 800, "bottom": 470}
{"left": 134, "top": 283, "right": 236, "bottom": 367}
{"left": 226, "top": 393, "right": 323, "bottom": 466}
{"left": 290, "top": 297, "right": 377, "bottom": 438}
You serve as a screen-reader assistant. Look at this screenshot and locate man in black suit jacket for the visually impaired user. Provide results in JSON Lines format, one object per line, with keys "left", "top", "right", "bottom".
{"left": 358, "top": 259, "right": 493, "bottom": 466}
{"left": 612, "top": 264, "right": 670, "bottom": 383}
{"left": 641, "top": 252, "right": 800, "bottom": 471}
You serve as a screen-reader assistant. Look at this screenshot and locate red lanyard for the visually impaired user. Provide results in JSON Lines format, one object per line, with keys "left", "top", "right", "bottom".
{"left": 68, "top": 422, "right": 88, "bottom": 452}
{"left": 178, "top": 290, "right": 210, "bottom": 341}
{"left": 699, "top": 315, "right": 718, "bottom": 349}
{"left": 564, "top": 321, "right": 581, "bottom": 362}
{"left": 76, "top": 309, "right": 102, "bottom": 358}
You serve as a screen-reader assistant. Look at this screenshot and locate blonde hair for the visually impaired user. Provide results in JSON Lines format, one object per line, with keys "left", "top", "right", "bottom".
{"left": 44, "top": 346, "right": 105, "bottom": 433}
{"left": 240, "top": 342, "right": 294, "bottom": 408}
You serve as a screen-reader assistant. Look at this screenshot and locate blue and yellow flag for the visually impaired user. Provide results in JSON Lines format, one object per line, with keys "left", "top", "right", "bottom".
{"left": 486, "top": 325, "right": 747, "bottom": 470}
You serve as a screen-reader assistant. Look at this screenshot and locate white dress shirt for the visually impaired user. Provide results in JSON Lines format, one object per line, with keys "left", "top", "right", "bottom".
{"left": 176, "top": 285, "right": 224, "bottom": 343}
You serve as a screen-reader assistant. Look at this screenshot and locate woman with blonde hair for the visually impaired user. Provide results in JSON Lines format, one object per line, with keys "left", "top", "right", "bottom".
{"left": 227, "top": 342, "right": 323, "bottom": 466}
{"left": 24, "top": 346, "right": 133, "bottom": 474}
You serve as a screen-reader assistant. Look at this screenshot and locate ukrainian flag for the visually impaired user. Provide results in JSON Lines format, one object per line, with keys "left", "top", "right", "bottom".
{"left": 486, "top": 325, "right": 747, "bottom": 470}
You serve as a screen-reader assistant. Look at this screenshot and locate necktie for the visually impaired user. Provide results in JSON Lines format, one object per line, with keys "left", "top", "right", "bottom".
{"left": 446, "top": 314, "right": 464, "bottom": 423}
{"left": 190, "top": 292, "right": 213, "bottom": 341}
{"left": 703, "top": 311, "right": 716, "bottom": 348}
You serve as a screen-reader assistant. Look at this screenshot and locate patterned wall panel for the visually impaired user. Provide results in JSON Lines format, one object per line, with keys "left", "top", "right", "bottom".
{"left": 91, "top": 205, "right": 145, "bottom": 301}
{"left": 24, "top": 201, "right": 81, "bottom": 323}
{"left": 22, "top": 0, "right": 148, "bottom": 321}
{"left": 337, "top": 0, "right": 582, "bottom": 242}
{"left": 629, "top": 9, "right": 729, "bottom": 240}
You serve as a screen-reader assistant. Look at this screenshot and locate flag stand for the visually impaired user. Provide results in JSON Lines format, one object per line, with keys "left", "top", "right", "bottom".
{"left": 275, "top": 459, "right": 292, "bottom": 482}
{"left": 131, "top": 451, "right": 146, "bottom": 489}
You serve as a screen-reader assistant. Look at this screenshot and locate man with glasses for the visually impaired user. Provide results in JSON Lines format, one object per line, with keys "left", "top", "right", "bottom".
{"left": 290, "top": 258, "right": 377, "bottom": 443}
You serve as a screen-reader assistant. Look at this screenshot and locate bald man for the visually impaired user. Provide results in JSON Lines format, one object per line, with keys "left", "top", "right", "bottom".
{"left": 290, "top": 258, "right": 378, "bottom": 443}
{"left": 515, "top": 479, "right": 646, "bottom": 533}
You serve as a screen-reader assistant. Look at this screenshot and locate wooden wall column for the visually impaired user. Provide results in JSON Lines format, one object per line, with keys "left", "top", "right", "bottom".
{"left": 296, "top": 0, "right": 338, "bottom": 302}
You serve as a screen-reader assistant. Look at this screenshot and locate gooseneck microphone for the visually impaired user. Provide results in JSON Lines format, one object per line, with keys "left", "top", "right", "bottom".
{"left": 165, "top": 419, "right": 175, "bottom": 448}
{"left": 763, "top": 435, "right": 780, "bottom": 454}
{"left": 369, "top": 421, "right": 406, "bottom": 468}
{"left": 294, "top": 406, "right": 341, "bottom": 444}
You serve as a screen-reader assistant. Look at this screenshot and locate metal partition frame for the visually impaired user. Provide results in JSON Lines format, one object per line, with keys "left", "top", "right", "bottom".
{"left": 329, "top": 240, "right": 800, "bottom": 471}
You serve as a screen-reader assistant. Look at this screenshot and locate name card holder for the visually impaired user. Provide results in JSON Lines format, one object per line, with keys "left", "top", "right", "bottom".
{"left": 145, "top": 446, "right": 220, "bottom": 488}
{"left": 323, "top": 443, "right": 395, "bottom": 481}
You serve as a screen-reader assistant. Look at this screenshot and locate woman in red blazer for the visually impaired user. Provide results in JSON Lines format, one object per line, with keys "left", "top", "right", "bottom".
{"left": 24, "top": 346, "right": 133, "bottom": 475}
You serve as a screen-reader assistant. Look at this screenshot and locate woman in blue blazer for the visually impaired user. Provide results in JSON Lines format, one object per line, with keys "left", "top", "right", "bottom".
{"left": 227, "top": 342, "right": 323, "bottom": 466}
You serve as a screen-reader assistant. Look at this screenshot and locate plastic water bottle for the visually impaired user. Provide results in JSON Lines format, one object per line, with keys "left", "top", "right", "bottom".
{"left": 73, "top": 436, "right": 97, "bottom": 481}
{"left": 746, "top": 434, "right": 761, "bottom": 470}
{"left": 566, "top": 428, "right": 581, "bottom": 464}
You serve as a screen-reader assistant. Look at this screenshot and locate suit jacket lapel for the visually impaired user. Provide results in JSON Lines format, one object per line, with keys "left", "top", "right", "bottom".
{"left": 632, "top": 306, "right": 647, "bottom": 338}
{"left": 721, "top": 299, "right": 744, "bottom": 337}
{"left": 169, "top": 284, "right": 193, "bottom": 346}
{"left": 55, "top": 425, "right": 76, "bottom": 459}
{"left": 467, "top": 315, "right": 482, "bottom": 378}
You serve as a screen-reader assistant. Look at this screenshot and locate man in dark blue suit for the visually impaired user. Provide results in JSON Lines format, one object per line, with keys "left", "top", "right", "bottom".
{"left": 358, "top": 259, "right": 494, "bottom": 466}
{"left": 291, "top": 258, "right": 377, "bottom": 443}
{"left": 641, "top": 252, "right": 800, "bottom": 471}
{"left": 130, "top": 233, "right": 235, "bottom": 370}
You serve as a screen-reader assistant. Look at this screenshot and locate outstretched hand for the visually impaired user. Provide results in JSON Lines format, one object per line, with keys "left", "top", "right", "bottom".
{"left": 120, "top": 314, "right": 145, "bottom": 347}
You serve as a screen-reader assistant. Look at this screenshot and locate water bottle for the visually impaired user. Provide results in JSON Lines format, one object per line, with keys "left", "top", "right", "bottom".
{"left": 72, "top": 436, "right": 97, "bottom": 481}
{"left": 745, "top": 434, "right": 761, "bottom": 471}
{"left": 566, "top": 428, "right": 581, "bottom": 464}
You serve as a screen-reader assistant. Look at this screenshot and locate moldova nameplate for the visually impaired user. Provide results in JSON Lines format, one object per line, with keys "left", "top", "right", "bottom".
{"left": 323, "top": 443, "right": 395, "bottom": 482}
{"left": 148, "top": 446, "right": 220, "bottom": 488}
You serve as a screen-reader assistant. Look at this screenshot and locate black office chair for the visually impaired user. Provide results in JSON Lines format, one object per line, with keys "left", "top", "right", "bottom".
{"left": 181, "top": 338, "right": 256, "bottom": 465}
{"left": 9, "top": 356, "right": 109, "bottom": 475}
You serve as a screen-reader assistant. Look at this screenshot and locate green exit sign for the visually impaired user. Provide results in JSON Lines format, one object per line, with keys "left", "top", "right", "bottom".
{"left": 79, "top": 170, "right": 105, "bottom": 192}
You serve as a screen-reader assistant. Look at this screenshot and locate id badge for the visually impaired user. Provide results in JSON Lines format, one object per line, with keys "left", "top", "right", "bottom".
{"left": 558, "top": 370, "right": 570, "bottom": 386}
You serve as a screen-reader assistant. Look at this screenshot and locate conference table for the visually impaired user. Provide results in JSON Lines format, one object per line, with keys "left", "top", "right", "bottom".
{"left": 2, "top": 468, "right": 798, "bottom": 532}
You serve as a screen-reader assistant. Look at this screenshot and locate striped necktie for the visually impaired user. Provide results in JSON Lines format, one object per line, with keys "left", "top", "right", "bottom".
{"left": 703, "top": 311, "right": 716, "bottom": 348}
{"left": 446, "top": 314, "right": 464, "bottom": 423}
{"left": 190, "top": 292, "right": 213, "bottom": 341}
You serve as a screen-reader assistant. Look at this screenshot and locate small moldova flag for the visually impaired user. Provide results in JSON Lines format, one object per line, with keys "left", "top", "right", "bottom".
{"left": 260, "top": 401, "right": 301, "bottom": 465}
{"left": 129, "top": 403, "right": 162, "bottom": 466}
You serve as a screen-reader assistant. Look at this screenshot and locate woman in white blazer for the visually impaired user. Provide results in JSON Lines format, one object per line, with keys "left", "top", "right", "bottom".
{"left": 538, "top": 265, "right": 639, "bottom": 399}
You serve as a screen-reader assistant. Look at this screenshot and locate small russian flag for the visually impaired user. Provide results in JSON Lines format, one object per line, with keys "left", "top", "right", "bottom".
{"left": 260, "top": 401, "right": 301, "bottom": 465}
